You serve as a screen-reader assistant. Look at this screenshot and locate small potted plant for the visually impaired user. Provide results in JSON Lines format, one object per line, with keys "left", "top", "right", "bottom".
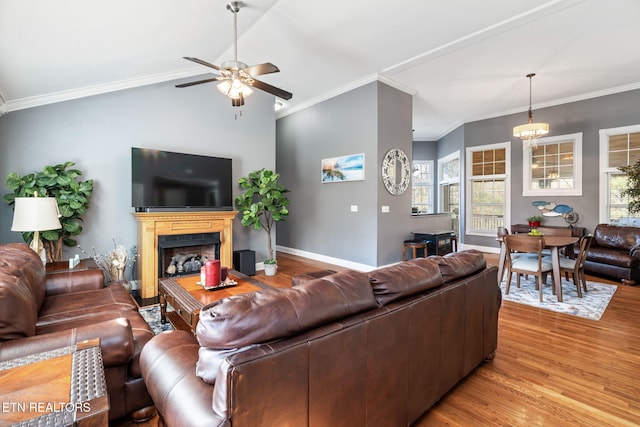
{"left": 527, "top": 215, "right": 543, "bottom": 227}
{"left": 235, "top": 169, "right": 290, "bottom": 276}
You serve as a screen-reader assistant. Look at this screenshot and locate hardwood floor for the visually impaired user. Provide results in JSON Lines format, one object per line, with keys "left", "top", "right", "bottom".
{"left": 114, "top": 252, "right": 640, "bottom": 426}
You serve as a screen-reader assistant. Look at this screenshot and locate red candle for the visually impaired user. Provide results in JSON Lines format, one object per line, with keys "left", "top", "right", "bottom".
{"left": 205, "top": 260, "right": 220, "bottom": 287}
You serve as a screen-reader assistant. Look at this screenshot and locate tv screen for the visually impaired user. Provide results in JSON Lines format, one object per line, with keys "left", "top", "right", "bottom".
{"left": 131, "top": 147, "right": 233, "bottom": 211}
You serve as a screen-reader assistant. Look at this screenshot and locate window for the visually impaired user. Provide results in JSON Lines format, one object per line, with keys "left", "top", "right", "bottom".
{"left": 466, "top": 142, "right": 510, "bottom": 236}
{"left": 522, "top": 133, "right": 582, "bottom": 196}
{"left": 599, "top": 125, "right": 640, "bottom": 223}
{"left": 438, "top": 151, "right": 460, "bottom": 234}
{"left": 411, "top": 160, "right": 434, "bottom": 214}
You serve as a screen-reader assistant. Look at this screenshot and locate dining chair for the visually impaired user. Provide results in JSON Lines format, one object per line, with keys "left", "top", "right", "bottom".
{"left": 544, "top": 234, "right": 594, "bottom": 298}
{"left": 497, "top": 226, "right": 536, "bottom": 282}
{"left": 504, "top": 234, "right": 555, "bottom": 302}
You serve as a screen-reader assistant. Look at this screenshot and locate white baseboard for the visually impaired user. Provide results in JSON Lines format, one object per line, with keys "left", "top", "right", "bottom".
{"left": 276, "top": 245, "right": 378, "bottom": 272}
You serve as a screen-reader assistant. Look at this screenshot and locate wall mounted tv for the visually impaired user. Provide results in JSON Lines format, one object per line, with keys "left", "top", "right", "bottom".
{"left": 131, "top": 147, "right": 233, "bottom": 212}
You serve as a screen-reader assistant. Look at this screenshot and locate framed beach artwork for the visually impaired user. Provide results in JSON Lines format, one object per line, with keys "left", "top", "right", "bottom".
{"left": 321, "top": 153, "right": 365, "bottom": 183}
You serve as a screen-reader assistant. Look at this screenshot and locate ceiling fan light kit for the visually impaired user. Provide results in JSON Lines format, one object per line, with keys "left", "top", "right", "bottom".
{"left": 176, "top": 1, "right": 292, "bottom": 107}
{"left": 513, "top": 73, "right": 549, "bottom": 150}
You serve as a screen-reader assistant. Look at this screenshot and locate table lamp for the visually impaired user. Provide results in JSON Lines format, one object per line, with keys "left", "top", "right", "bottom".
{"left": 11, "top": 193, "right": 62, "bottom": 264}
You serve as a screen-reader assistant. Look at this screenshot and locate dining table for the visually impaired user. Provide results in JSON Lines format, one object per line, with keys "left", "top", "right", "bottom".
{"left": 497, "top": 234, "right": 579, "bottom": 303}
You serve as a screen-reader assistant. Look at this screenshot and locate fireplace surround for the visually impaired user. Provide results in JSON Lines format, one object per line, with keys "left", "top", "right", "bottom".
{"left": 133, "top": 211, "right": 237, "bottom": 300}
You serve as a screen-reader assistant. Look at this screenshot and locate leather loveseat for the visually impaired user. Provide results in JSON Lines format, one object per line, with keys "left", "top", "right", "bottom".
{"left": 140, "top": 250, "right": 501, "bottom": 426}
{"left": 578, "top": 223, "right": 640, "bottom": 285}
{"left": 0, "top": 243, "right": 155, "bottom": 421}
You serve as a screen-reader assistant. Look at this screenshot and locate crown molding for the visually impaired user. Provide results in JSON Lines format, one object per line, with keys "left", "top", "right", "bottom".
{"left": 4, "top": 68, "right": 207, "bottom": 112}
{"left": 276, "top": 73, "right": 416, "bottom": 119}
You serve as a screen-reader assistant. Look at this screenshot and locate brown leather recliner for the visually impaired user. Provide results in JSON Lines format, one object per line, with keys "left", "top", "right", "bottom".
{"left": 0, "top": 243, "right": 155, "bottom": 421}
{"left": 576, "top": 224, "right": 640, "bottom": 285}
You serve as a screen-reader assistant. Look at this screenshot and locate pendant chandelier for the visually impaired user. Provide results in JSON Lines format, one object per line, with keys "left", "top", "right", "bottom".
{"left": 513, "top": 73, "right": 549, "bottom": 149}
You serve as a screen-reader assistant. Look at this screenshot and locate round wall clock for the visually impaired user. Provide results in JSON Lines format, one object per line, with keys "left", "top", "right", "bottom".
{"left": 381, "top": 148, "right": 411, "bottom": 195}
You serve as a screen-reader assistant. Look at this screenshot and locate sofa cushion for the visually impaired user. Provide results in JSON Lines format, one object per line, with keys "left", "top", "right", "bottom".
{"left": 426, "top": 250, "right": 486, "bottom": 283}
{"left": 0, "top": 243, "right": 47, "bottom": 340}
{"left": 594, "top": 224, "right": 640, "bottom": 251}
{"left": 197, "top": 270, "right": 375, "bottom": 350}
{"left": 291, "top": 269, "right": 337, "bottom": 286}
{"left": 36, "top": 284, "right": 138, "bottom": 328}
{"left": 368, "top": 259, "right": 443, "bottom": 306}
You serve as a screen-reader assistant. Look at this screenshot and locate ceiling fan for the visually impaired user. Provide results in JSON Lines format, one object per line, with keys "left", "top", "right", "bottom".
{"left": 176, "top": 1, "right": 292, "bottom": 107}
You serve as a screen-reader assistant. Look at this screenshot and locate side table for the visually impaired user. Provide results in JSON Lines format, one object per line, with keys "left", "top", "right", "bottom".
{"left": 45, "top": 258, "right": 100, "bottom": 274}
{"left": 0, "top": 338, "right": 109, "bottom": 426}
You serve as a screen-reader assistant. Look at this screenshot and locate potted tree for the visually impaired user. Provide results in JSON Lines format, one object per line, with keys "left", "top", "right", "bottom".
{"left": 3, "top": 162, "right": 93, "bottom": 262}
{"left": 527, "top": 215, "right": 543, "bottom": 227}
{"left": 235, "top": 168, "right": 290, "bottom": 276}
{"left": 618, "top": 160, "right": 640, "bottom": 215}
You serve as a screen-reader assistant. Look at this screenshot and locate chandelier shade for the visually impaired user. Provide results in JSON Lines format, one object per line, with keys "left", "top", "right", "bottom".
{"left": 513, "top": 73, "right": 549, "bottom": 148}
{"left": 513, "top": 121, "right": 549, "bottom": 139}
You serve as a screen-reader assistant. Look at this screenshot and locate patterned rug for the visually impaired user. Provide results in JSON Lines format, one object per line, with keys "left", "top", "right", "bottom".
{"left": 139, "top": 304, "right": 175, "bottom": 334}
{"left": 499, "top": 276, "right": 617, "bottom": 321}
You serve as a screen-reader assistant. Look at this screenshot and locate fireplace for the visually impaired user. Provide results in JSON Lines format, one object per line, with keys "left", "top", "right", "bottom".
{"left": 158, "top": 233, "right": 220, "bottom": 278}
{"left": 133, "top": 211, "right": 237, "bottom": 300}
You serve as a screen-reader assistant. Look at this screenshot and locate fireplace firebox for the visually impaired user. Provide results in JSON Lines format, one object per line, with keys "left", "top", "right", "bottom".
{"left": 158, "top": 233, "right": 220, "bottom": 278}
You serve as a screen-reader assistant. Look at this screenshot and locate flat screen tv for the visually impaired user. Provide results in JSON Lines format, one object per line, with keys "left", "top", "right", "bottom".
{"left": 131, "top": 147, "right": 233, "bottom": 211}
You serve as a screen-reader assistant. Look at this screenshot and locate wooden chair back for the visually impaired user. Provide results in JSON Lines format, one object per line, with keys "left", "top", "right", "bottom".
{"left": 576, "top": 234, "right": 594, "bottom": 267}
{"left": 504, "top": 234, "right": 544, "bottom": 256}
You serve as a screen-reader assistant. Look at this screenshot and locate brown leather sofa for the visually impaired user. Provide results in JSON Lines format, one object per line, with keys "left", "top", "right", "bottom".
{"left": 140, "top": 250, "right": 501, "bottom": 426}
{"left": 577, "top": 224, "right": 640, "bottom": 285}
{"left": 0, "top": 243, "right": 155, "bottom": 421}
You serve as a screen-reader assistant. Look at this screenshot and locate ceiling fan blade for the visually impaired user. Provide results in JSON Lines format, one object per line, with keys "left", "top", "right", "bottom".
{"left": 175, "top": 77, "right": 223, "bottom": 88}
{"left": 183, "top": 56, "right": 224, "bottom": 72}
{"left": 250, "top": 78, "right": 293, "bottom": 100}
{"left": 243, "top": 62, "right": 280, "bottom": 77}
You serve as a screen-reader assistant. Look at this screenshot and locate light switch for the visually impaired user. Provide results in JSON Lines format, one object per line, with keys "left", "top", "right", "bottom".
{"left": 351, "top": 205, "right": 358, "bottom": 212}
{"left": 381, "top": 206, "right": 390, "bottom": 213}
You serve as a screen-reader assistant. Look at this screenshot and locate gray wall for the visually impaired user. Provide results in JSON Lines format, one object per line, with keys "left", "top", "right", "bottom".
{"left": 0, "top": 78, "right": 276, "bottom": 271}
{"left": 276, "top": 81, "right": 413, "bottom": 268}
{"left": 458, "top": 88, "right": 640, "bottom": 249}
{"left": 376, "top": 83, "right": 413, "bottom": 265}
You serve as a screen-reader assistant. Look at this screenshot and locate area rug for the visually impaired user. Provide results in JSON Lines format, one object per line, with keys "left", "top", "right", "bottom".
{"left": 139, "top": 304, "right": 174, "bottom": 335}
{"left": 499, "top": 276, "right": 617, "bottom": 320}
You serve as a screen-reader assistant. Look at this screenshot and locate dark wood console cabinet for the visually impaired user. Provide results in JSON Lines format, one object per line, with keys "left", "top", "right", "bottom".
{"left": 511, "top": 224, "right": 585, "bottom": 237}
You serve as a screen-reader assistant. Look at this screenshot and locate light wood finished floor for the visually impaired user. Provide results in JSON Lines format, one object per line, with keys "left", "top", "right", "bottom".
{"left": 114, "top": 252, "right": 640, "bottom": 426}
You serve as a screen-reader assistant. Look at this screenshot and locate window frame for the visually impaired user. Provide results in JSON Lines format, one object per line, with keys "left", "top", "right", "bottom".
{"left": 411, "top": 159, "right": 434, "bottom": 214}
{"left": 438, "top": 151, "right": 460, "bottom": 211}
{"left": 599, "top": 124, "right": 640, "bottom": 223}
{"left": 522, "top": 132, "right": 582, "bottom": 197}
{"left": 465, "top": 142, "right": 511, "bottom": 237}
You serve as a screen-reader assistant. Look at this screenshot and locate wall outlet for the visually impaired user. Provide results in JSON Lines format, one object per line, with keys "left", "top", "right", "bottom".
{"left": 350, "top": 205, "right": 358, "bottom": 212}
{"left": 381, "top": 206, "right": 390, "bottom": 213}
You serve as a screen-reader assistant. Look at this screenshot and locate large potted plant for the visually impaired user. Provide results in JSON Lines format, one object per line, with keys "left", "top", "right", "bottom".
{"left": 3, "top": 162, "right": 93, "bottom": 262}
{"left": 235, "top": 168, "right": 290, "bottom": 276}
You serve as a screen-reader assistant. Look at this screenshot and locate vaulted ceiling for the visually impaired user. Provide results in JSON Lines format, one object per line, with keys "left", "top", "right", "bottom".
{"left": 1, "top": 0, "right": 639, "bottom": 139}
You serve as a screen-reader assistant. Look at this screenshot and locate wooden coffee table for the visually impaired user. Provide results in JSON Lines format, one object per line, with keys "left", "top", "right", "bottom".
{"left": 0, "top": 338, "right": 109, "bottom": 426}
{"left": 158, "top": 270, "right": 271, "bottom": 332}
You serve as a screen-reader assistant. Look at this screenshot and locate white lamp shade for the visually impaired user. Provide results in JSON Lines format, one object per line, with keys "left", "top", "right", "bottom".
{"left": 11, "top": 197, "right": 62, "bottom": 232}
